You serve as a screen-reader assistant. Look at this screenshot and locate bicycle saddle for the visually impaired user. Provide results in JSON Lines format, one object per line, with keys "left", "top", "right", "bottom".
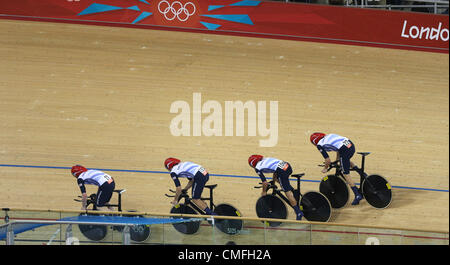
{"left": 205, "top": 184, "right": 218, "bottom": 189}
{"left": 291, "top": 173, "right": 305, "bottom": 179}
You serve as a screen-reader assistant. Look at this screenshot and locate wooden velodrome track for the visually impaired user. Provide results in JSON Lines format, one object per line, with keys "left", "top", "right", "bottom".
{"left": 0, "top": 19, "right": 448, "bottom": 234}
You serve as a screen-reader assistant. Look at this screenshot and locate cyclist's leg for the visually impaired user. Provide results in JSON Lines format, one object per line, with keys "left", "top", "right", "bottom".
{"left": 277, "top": 164, "right": 303, "bottom": 220}
{"left": 340, "top": 143, "right": 362, "bottom": 205}
{"left": 191, "top": 172, "right": 215, "bottom": 215}
{"left": 96, "top": 181, "right": 115, "bottom": 211}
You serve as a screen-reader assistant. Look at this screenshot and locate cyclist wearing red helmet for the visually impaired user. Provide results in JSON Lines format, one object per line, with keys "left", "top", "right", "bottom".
{"left": 71, "top": 165, "right": 116, "bottom": 210}
{"left": 164, "top": 158, "right": 216, "bottom": 216}
{"left": 310, "top": 133, "right": 363, "bottom": 205}
{"left": 248, "top": 155, "right": 304, "bottom": 220}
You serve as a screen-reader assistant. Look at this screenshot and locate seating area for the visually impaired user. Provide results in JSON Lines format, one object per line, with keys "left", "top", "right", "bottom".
{"left": 279, "top": 0, "right": 449, "bottom": 14}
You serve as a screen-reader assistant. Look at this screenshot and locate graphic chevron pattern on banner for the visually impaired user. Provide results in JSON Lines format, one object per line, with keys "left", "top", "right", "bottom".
{"left": 200, "top": 21, "right": 222, "bottom": 30}
{"left": 201, "top": 14, "right": 253, "bottom": 25}
{"left": 78, "top": 1, "right": 153, "bottom": 25}
{"left": 203, "top": 1, "right": 260, "bottom": 27}
{"left": 78, "top": 3, "right": 125, "bottom": 16}
{"left": 0, "top": 0, "right": 447, "bottom": 53}
{"left": 76, "top": 0, "right": 260, "bottom": 28}
{"left": 132, "top": 11, "right": 153, "bottom": 24}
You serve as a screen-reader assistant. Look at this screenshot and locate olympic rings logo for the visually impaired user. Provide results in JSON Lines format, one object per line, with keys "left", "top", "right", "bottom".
{"left": 158, "top": 1, "right": 196, "bottom": 22}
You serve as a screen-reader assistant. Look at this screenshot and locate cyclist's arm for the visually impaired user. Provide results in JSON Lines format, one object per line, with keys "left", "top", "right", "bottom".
{"left": 77, "top": 178, "right": 86, "bottom": 193}
{"left": 324, "top": 157, "right": 332, "bottom": 168}
{"left": 317, "top": 145, "right": 332, "bottom": 171}
{"left": 255, "top": 169, "right": 269, "bottom": 195}
{"left": 80, "top": 193, "right": 87, "bottom": 210}
{"left": 170, "top": 172, "right": 182, "bottom": 205}
{"left": 317, "top": 145, "right": 329, "bottom": 159}
{"left": 183, "top": 178, "right": 194, "bottom": 191}
{"left": 173, "top": 185, "right": 182, "bottom": 205}
{"left": 256, "top": 169, "right": 267, "bottom": 182}
{"left": 77, "top": 178, "right": 88, "bottom": 209}
{"left": 171, "top": 172, "right": 181, "bottom": 187}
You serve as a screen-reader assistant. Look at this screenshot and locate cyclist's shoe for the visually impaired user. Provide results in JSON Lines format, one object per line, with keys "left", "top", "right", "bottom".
{"left": 351, "top": 194, "right": 363, "bottom": 205}
{"left": 296, "top": 211, "right": 304, "bottom": 221}
{"left": 358, "top": 188, "right": 364, "bottom": 199}
{"left": 205, "top": 207, "right": 216, "bottom": 216}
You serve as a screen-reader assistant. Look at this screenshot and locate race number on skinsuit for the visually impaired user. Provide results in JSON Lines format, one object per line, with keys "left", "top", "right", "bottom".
{"left": 277, "top": 161, "right": 289, "bottom": 171}
{"left": 343, "top": 139, "right": 352, "bottom": 148}
{"left": 198, "top": 167, "right": 208, "bottom": 176}
{"left": 104, "top": 174, "right": 113, "bottom": 184}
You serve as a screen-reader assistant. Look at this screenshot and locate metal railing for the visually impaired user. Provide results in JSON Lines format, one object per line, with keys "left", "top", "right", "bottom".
{"left": 1, "top": 208, "right": 448, "bottom": 245}
{"left": 277, "top": 0, "right": 449, "bottom": 14}
{"left": 0, "top": 219, "right": 137, "bottom": 245}
{"left": 344, "top": 0, "right": 449, "bottom": 14}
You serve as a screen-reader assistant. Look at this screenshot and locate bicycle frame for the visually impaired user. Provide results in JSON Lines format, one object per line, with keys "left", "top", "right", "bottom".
{"left": 107, "top": 189, "right": 126, "bottom": 211}
{"left": 75, "top": 189, "right": 126, "bottom": 212}
{"left": 258, "top": 174, "right": 304, "bottom": 208}
{"left": 329, "top": 152, "right": 370, "bottom": 186}
{"left": 201, "top": 186, "right": 217, "bottom": 211}
{"left": 175, "top": 193, "right": 206, "bottom": 214}
{"left": 266, "top": 181, "right": 291, "bottom": 205}
{"left": 168, "top": 185, "right": 218, "bottom": 214}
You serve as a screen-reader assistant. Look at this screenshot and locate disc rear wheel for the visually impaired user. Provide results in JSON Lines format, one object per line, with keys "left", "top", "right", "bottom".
{"left": 361, "top": 174, "right": 392, "bottom": 209}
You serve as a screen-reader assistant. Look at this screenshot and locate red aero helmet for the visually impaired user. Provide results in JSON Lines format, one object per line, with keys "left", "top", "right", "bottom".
{"left": 164, "top": 157, "right": 181, "bottom": 171}
{"left": 310, "top": 132, "right": 326, "bottom": 145}
{"left": 71, "top": 165, "right": 87, "bottom": 177}
{"left": 248, "top": 155, "right": 263, "bottom": 168}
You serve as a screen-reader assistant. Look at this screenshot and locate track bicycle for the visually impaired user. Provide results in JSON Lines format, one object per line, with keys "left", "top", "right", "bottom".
{"left": 74, "top": 189, "right": 151, "bottom": 242}
{"left": 254, "top": 173, "right": 332, "bottom": 227}
{"left": 165, "top": 184, "right": 243, "bottom": 235}
{"left": 319, "top": 152, "right": 393, "bottom": 209}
